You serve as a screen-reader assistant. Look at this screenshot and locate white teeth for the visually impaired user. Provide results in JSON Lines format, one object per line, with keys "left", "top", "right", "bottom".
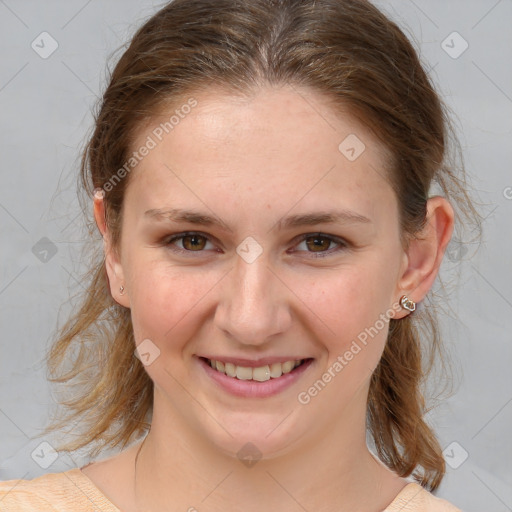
{"left": 252, "top": 365, "right": 271, "bottom": 382}
{"left": 269, "top": 362, "right": 282, "bottom": 378}
{"left": 224, "top": 362, "right": 236, "bottom": 378}
{"left": 235, "top": 366, "right": 253, "bottom": 380}
{"left": 207, "top": 358, "right": 305, "bottom": 381}
{"left": 281, "top": 360, "right": 295, "bottom": 374}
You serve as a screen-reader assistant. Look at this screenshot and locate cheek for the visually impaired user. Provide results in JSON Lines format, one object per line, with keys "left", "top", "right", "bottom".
{"left": 126, "top": 258, "right": 216, "bottom": 347}
{"left": 295, "top": 255, "right": 397, "bottom": 366}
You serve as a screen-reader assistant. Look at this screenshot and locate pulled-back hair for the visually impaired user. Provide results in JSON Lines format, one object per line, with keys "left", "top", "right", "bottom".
{"left": 43, "top": 0, "right": 482, "bottom": 491}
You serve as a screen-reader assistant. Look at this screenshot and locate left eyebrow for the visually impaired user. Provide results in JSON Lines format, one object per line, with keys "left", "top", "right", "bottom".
{"left": 274, "top": 210, "right": 372, "bottom": 230}
{"left": 144, "top": 208, "right": 372, "bottom": 232}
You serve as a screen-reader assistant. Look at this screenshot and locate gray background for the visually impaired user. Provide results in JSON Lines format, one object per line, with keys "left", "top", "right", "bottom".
{"left": 0, "top": 0, "right": 511, "bottom": 510}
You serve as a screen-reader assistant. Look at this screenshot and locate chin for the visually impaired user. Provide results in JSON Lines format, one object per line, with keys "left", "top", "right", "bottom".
{"left": 196, "top": 410, "right": 305, "bottom": 464}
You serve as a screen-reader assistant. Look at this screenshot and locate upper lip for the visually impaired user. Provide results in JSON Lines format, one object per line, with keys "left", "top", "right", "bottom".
{"left": 198, "top": 355, "right": 311, "bottom": 367}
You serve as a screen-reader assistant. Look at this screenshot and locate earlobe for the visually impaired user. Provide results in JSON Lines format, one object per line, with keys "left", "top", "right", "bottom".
{"left": 93, "top": 188, "right": 130, "bottom": 308}
{"left": 394, "top": 196, "right": 455, "bottom": 317}
{"left": 104, "top": 249, "right": 130, "bottom": 308}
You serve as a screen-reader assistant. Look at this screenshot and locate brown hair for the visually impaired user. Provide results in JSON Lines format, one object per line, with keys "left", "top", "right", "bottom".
{"left": 43, "top": 0, "right": 482, "bottom": 491}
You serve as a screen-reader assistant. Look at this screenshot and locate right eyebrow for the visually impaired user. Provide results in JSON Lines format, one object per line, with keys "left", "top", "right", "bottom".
{"left": 144, "top": 208, "right": 234, "bottom": 232}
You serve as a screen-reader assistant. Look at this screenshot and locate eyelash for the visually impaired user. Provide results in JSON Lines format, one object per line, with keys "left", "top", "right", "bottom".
{"left": 164, "top": 231, "right": 349, "bottom": 258}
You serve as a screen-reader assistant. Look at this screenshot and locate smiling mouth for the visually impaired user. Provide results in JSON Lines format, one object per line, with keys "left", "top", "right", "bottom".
{"left": 200, "top": 357, "right": 312, "bottom": 382}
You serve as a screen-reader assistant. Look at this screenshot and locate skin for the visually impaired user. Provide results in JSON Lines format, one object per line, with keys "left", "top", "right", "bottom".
{"left": 85, "top": 85, "right": 454, "bottom": 511}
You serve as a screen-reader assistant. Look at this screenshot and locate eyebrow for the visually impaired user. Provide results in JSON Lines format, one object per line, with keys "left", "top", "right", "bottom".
{"left": 144, "top": 208, "right": 372, "bottom": 232}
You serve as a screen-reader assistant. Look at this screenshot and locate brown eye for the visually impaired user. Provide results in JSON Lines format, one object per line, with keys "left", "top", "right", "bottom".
{"left": 166, "top": 232, "right": 215, "bottom": 254}
{"left": 305, "top": 236, "right": 332, "bottom": 252}
{"left": 180, "top": 234, "right": 207, "bottom": 251}
{"left": 293, "top": 233, "right": 348, "bottom": 258}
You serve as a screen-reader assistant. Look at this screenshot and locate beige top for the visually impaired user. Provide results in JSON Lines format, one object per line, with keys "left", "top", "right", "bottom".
{"left": 0, "top": 468, "right": 462, "bottom": 511}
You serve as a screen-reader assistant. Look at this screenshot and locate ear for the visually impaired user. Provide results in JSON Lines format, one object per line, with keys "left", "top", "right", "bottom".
{"left": 393, "top": 196, "right": 454, "bottom": 319}
{"left": 93, "top": 189, "right": 130, "bottom": 308}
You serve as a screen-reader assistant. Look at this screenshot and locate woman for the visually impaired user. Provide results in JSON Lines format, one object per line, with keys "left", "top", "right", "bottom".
{"left": 0, "top": 0, "right": 481, "bottom": 510}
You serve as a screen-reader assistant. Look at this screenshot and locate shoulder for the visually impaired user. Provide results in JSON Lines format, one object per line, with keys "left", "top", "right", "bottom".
{"left": 0, "top": 471, "right": 66, "bottom": 511}
{"left": 384, "top": 482, "right": 463, "bottom": 512}
{"left": 0, "top": 468, "right": 120, "bottom": 512}
{"left": 0, "top": 480, "right": 56, "bottom": 511}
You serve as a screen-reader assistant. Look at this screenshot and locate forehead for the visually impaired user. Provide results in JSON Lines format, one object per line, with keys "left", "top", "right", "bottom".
{"left": 126, "top": 85, "right": 396, "bottom": 223}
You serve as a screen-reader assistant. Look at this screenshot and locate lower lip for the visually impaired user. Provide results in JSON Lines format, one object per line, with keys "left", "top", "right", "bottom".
{"left": 197, "top": 357, "right": 314, "bottom": 398}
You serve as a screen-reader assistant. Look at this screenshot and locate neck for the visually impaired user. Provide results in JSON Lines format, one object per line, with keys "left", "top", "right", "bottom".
{"left": 131, "top": 390, "right": 405, "bottom": 512}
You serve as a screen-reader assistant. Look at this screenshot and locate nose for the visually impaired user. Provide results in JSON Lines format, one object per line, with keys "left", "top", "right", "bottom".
{"left": 213, "top": 249, "right": 292, "bottom": 346}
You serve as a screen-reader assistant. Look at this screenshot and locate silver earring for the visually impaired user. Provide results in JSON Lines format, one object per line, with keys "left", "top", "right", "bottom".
{"left": 119, "top": 285, "right": 125, "bottom": 295}
{"left": 400, "top": 295, "right": 416, "bottom": 312}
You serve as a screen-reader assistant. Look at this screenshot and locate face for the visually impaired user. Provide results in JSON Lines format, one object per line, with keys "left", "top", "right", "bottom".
{"left": 108, "top": 85, "right": 410, "bottom": 458}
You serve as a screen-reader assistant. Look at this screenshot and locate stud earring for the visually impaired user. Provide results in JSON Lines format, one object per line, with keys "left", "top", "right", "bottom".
{"left": 400, "top": 295, "right": 416, "bottom": 312}
{"left": 93, "top": 188, "right": 105, "bottom": 200}
{"left": 119, "top": 285, "right": 125, "bottom": 295}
